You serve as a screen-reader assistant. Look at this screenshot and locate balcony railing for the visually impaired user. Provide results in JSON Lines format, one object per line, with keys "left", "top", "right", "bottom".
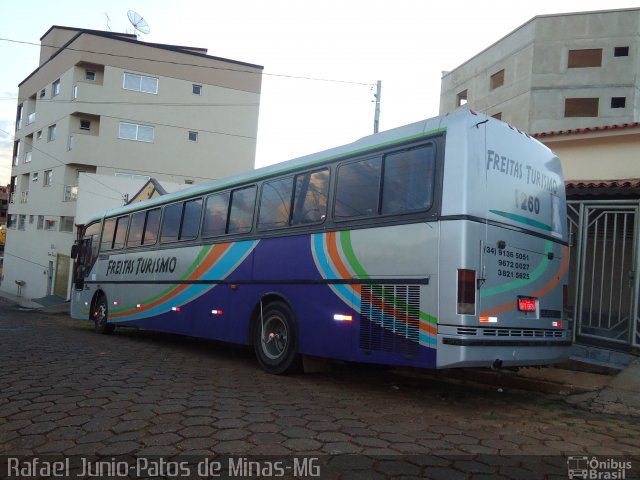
{"left": 19, "top": 191, "right": 28, "bottom": 203}
{"left": 63, "top": 184, "right": 78, "bottom": 202}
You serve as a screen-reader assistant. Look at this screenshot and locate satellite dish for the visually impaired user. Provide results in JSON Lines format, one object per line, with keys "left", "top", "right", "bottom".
{"left": 127, "top": 10, "right": 150, "bottom": 35}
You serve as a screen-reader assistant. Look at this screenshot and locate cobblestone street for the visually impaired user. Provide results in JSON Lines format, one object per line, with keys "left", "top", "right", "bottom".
{"left": 1, "top": 302, "right": 639, "bottom": 479}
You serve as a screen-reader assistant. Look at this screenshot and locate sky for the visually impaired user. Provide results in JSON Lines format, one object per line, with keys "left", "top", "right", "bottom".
{"left": 1, "top": 0, "right": 638, "bottom": 186}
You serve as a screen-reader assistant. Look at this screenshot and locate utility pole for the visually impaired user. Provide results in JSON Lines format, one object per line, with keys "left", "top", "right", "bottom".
{"left": 373, "top": 80, "right": 382, "bottom": 133}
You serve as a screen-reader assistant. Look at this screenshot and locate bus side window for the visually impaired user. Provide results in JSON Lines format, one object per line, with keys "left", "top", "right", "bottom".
{"left": 292, "top": 168, "right": 329, "bottom": 225}
{"left": 160, "top": 199, "right": 202, "bottom": 243}
{"left": 143, "top": 208, "right": 161, "bottom": 245}
{"left": 381, "top": 144, "right": 436, "bottom": 215}
{"left": 203, "top": 192, "right": 230, "bottom": 237}
{"left": 112, "top": 216, "right": 129, "bottom": 250}
{"left": 181, "top": 198, "right": 202, "bottom": 240}
{"left": 127, "top": 211, "right": 146, "bottom": 247}
{"left": 334, "top": 157, "right": 381, "bottom": 219}
{"left": 258, "top": 177, "right": 293, "bottom": 230}
{"left": 160, "top": 203, "right": 182, "bottom": 243}
{"left": 101, "top": 218, "right": 116, "bottom": 251}
{"left": 228, "top": 186, "right": 256, "bottom": 234}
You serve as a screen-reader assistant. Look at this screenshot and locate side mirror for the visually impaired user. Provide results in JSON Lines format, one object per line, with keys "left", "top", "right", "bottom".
{"left": 70, "top": 244, "right": 78, "bottom": 259}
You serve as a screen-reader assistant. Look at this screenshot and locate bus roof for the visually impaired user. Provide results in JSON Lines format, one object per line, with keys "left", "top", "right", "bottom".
{"left": 81, "top": 109, "right": 532, "bottom": 223}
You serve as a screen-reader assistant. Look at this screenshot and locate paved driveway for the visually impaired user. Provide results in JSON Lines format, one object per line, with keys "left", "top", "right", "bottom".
{"left": 1, "top": 301, "right": 639, "bottom": 478}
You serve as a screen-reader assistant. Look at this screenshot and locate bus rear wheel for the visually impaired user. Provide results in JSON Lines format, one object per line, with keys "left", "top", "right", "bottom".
{"left": 254, "top": 301, "right": 300, "bottom": 374}
{"left": 93, "top": 295, "right": 115, "bottom": 334}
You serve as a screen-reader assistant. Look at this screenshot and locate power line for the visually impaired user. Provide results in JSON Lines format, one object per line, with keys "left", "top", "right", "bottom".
{"left": 0, "top": 36, "right": 374, "bottom": 87}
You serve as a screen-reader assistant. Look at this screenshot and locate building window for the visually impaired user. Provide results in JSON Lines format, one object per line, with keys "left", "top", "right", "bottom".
{"left": 192, "top": 84, "right": 202, "bottom": 95}
{"left": 114, "top": 172, "right": 150, "bottom": 181}
{"left": 456, "top": 90, "right": 468, "bottom": 107}
{"left": 614, "top": 46, "right": 629, "bottom": 57}
{"left": 611, "top": 97, "right": 626, "bottom": 108}
{"left": 39, "top": 89, "right": 46, "bottom": 99}
{"left": 16, "top": 104, "right": 23, "bottom": 130}
{"left": 118, "top": 122, "right": 155, "bottom": 142}
{"left": 60, "top": 216, "right": 74, "bottom": 232}
{"left": 184, "top": 179, "right": 194, "bottom": 185}
{"left": 44, "top": 170, "right": 52, "bottom": 186}
{"left": 18, "top": 215, "right": 26, "bottom": 230}
{"left": 48, "top": 124, "right": 57, "bottom": 142}
{"left": 37, "top": 215, "right": 44, "bottom": 230}
{"left": 490, "top": 69, "right": 504, "bottom": 90}
{"left": 72, "top": 85, "right": 78, "bottom": 99}
{"left": 29, "top": 215, "right": 34, "bottom": 224}
{"left": 85, "top": 70, "right": 96, "bottom": 81}
{"left": 32, "top": 172, "right": 38, "bottom": 182}
{"left": 8, "top": 214, "right": 16, "bottom": 229}
{"left": 188, "top": 131, "right": 198, "bottom": 142}
{"left": 123, "top": 72, "right": 158, "bottom": 94}
{"left": 36, "top": 130, "right": 42, "bottom": 140}
{"left": 565, "top": 98, "right": 599, "bottom": 117}
{"left": 45, "top": 219, "right": 56, "bottom": 231}
{"left": 52, "top": 79, "right": 61, "bottom": 96}
{"left": 80, "top": 120, "right": 91, "bottom": 130}
{"left": 64, "top": 185, "right": 78, "bottom": 202}
{"left": 568, "top": 49, "right": 602, "bottom": 68}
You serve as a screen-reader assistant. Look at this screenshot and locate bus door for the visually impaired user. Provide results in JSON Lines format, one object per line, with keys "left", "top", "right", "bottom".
{"left": 72, "top": 221, "right": 101, "bottom": 291}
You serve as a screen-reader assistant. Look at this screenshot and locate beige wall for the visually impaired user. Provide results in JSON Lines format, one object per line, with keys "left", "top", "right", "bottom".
{"left": 538, "top": 128, "right": 640, "bottom": 181}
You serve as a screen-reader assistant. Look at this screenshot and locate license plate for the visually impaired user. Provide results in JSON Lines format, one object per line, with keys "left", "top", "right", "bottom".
{"left": 517, "top": 296, "right": 538, "bottom": 312}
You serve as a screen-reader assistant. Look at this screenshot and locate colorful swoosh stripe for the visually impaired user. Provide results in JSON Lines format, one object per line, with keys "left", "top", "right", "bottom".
{"left": 311, "top": 231, "right": 436, "bottom": 347}
{"left": 90, "top": 240, "right": 258, "bottom": 322}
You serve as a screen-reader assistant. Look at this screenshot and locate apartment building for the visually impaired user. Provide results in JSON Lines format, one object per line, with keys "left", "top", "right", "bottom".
{"left": 439, "top": 9, "right": 640, "bottom": 356}
{"left": 4, "top": 26, "right": 263, "bottom": 301}
{"left": 440, "top": 8, "right": 640, "bottom": 134}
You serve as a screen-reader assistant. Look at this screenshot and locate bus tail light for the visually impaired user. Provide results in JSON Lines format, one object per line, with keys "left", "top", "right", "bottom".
{"left": 457, "top": 269, "right": 476, "bottom": 314}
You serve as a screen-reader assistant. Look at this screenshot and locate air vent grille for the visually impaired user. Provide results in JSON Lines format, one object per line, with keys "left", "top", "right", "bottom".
{"left": 456, "top": 327, "right": 564, "bottom": 338}
{"left": 360, "top": 284, "right": 420, "bottom": 355}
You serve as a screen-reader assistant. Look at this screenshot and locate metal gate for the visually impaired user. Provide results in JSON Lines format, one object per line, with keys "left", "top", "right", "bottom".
{"left": 568, "top": 201, "right": 640, "bottom": 349}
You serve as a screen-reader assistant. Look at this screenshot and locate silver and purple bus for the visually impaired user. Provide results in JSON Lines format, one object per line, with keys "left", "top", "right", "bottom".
{"left": 71, "top": 109, "right": 570, "bottom": 374}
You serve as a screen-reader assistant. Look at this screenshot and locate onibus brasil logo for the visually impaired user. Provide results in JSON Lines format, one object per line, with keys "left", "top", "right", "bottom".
{"left": 567, "top": 456, "right": 632, "bottom": 479}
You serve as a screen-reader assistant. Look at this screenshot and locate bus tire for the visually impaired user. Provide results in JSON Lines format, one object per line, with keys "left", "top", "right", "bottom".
{"left": 253, "top": 301, "right": 300, "bottom": 374}
{"left": 93, "top": 294, "right": 115, "bottom": 334}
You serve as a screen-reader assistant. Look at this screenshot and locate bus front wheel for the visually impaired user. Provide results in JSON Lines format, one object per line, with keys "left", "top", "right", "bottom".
{"left": 93, "top": 295, "right": 115, "bottom": 334}
{"left": 253, "top": 301, "right": 300, "bottom": 374}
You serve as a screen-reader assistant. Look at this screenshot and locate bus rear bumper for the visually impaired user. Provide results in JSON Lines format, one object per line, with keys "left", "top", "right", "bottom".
{"left": 436, "top": 326, "right": 571, "bottom": 368}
